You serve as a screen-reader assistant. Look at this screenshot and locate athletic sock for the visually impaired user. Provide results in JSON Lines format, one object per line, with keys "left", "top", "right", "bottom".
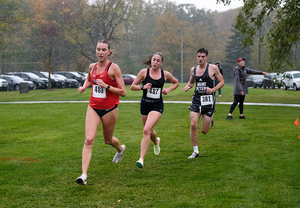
{"left": 193, "top": 146, "right": 199, "bottom": 154}
{"left": 81, "top": 174, "right": 87, "bottom": 180}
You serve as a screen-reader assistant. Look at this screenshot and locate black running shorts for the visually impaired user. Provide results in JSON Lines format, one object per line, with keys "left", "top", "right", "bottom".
{"left": 140, "top": 98, "right": 164, "bottom": 115}
{"left": 189, "top": 104, "right": 214, "bottom": 117}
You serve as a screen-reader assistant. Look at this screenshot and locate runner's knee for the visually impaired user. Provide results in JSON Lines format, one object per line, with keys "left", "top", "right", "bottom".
{"left": 104, "top": 139, "right": 112, "bottom": 145}
{"left": 190, "top": 122, "right": 198, "bottom": 131}
{"left": 201, "top": 129, "right": 208, "bottom": 134}
{"left": 84, "top": 136, "right": 95, "bottom": 146}
{"left": 143, "top": 127, "right": 152, "bottom": 137}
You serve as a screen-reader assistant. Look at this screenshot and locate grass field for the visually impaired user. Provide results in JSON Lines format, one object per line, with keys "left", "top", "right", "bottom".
{"left": 1, "top": 84, "right": 300, "bottom": 104}
{"left": 1, "top": 85, "right": 300, "bottom": 207}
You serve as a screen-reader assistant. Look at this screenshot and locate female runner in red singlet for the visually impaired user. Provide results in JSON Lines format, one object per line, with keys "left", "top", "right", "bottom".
{"left": 75, "top": 40, "right": 126, "bottom": 185}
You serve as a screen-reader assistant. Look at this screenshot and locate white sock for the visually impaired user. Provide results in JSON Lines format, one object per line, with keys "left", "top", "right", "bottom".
{"left": 193, "top": 146, "right": 199, "bottom": 154}
{"left": 81, "top": 174, "right": 87, "bottom": 180}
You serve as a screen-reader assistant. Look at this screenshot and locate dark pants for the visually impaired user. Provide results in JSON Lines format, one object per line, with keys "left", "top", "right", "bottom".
{"left": 229, "top": 94, "right": 245, "bottom": 114}
{"left": 215, "top": 80, "right": 221, "bottom": 95}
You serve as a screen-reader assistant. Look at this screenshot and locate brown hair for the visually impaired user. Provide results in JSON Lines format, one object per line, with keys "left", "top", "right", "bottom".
{"left": 197, "top": 48, "right": 208, "bottom": 56}
{"left": 98, "top": 39, "right": 114, "bottom": 56}
{"left": 142, "top": 52, "right": 164, "bottom": 66}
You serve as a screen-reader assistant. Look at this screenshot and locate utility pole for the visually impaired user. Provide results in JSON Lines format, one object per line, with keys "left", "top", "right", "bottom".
{"left": 259, "top": 27, "right": 261, "bottom": 66}
{"left": 181, "top": 28, "right": 183, "bottom": 83}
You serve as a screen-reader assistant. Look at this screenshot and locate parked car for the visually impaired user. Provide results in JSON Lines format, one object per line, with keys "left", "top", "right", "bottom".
{"left": 0, "top": 75, "right": 35, "bottom": 91}
{"left": 282, "top": 71, "right": 300, "bottom": 91}
{"left": 7, "top": 72, "right": 48, "bottom": 89}
{"left": 122, "top": 74, "right": 138, "bottom": 85}
{"left": 246, "top": 75, "right": 264, "bottom": 88}
{"left": 55, "top": 71, "right": 85, "bottom": 86}
{"left": 0, "top": 78, "right": 8, "bottom": 91}
{"left": 262, "top": 73, "right": 283, "bottom": 89}
{"left": 32, "top": 71, "right": 65, "bottom": 88}
{"left": 53, "top": 74, "right": 79, "bottom": 88}
{"left": 78, "top": 72, "right": 88, "bottom": 79}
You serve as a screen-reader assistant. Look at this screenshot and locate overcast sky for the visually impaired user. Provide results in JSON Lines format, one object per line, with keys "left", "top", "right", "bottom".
{"left": 172, "top": 0, "right": 244, "bottom": 12}
{"left": 89, "top": 1, "right": 244, "bottom": 12}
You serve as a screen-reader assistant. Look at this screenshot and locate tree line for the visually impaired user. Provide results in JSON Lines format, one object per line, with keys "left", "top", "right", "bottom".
{"left": 1, "top": 0, "right": 299, "bottom": 84}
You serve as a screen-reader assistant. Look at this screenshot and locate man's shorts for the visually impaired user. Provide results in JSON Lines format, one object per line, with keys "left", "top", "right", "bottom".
{"left": 189, "top": 104, "right": 214, "bottom": 118}
{"left": 140, "top": 98, "right": 164, "bottom": 115}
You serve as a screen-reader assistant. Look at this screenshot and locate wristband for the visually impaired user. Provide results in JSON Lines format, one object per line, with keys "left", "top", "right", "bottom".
{"left": 106, "top": 85, "right": 110, "bottom": 90}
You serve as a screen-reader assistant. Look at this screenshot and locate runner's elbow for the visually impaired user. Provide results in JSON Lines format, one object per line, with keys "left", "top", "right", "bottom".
{"left": 120, "top": 90, "right": 126, "bottom": 97}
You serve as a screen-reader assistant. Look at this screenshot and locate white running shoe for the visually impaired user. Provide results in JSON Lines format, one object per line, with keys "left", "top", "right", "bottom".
{"left": 76, "top": 174, "right": 87, "bottom": 185}
{"left": 188, "top": 152, "right": 199, "bottom": 159}
{"left": 113, "top": 145, "right": 126, "bottom": 163}
{"left": 136, "top": 158, "right": 144, "bottom": 168}
{"left": 154, "top": 137, "right": 160, "bottom": 155}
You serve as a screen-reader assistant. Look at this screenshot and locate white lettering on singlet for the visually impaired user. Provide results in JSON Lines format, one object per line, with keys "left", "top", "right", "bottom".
{"left": 93, "top": 85, "right": 106, "bottom": 98}
{"left": 146, "top": 88, "right": 161, "bottom": 99}
{"left": 196, "top": 82, "right": 207, "bottom": 93}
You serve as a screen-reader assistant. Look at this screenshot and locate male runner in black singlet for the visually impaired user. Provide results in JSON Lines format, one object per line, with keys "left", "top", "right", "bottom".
{"left": 184, "top": 48, "right": 224, "bottom": 159}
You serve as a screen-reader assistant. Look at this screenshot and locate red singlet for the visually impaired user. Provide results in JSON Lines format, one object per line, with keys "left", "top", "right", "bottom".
{"left": 89, "top": 62, "right": 119, "bottom": 110}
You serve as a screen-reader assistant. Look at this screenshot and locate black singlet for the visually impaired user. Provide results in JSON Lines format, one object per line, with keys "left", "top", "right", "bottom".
{"left": 191, "top": 64, "right": 215, "bottom": 109}
{"left": 142, "top": 68, "right": 165, "bottom": 100}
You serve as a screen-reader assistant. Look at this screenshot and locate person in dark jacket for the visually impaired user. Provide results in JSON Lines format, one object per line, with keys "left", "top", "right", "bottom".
{"left": 215, "top": 62, "right": 223, "bottom": 97}
{"left": 226, "top": 58, "right": 267, "bottom": 119}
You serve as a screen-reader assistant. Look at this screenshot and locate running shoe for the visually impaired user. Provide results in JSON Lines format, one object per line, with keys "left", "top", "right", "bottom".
{"left": 112, "top": 145, "right": 126, "bottom": 163}
{"left": 226, "top": 115, "right": 233, "bottom": 120}
{"left": 76, "top": 174, "right": 87, "bottom": 185}
{"left": 154, "top": 137, "right": 160, "bottom": 155}
{"left": 239, "top": 115, "right": 246, "bottom": 119}
{"left": 136, "top": 158, "right": 144, "bottom": 168}
{"left": 188, "top": 152, "right": 199, "bottom": 159}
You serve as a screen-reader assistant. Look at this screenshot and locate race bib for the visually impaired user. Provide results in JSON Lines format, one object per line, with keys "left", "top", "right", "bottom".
{"left": 146, "top": 88, "right": 161, "bottom": 99}
{"left": 93, "top": 85, "right": 106, "bottom": 98}
{"left": 200, "top": 95, "right": 213, "bottom": 106}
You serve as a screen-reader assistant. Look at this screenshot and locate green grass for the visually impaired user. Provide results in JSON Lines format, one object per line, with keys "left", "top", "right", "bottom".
{"left": 1, "top": 84, "right": 300, "bottom": 104}
{"left": 1, "top": 85, "right": 300, "bottom": 207}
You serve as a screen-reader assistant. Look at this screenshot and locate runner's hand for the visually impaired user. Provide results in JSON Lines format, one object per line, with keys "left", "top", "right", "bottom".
{"left": 78, "top": 87, "right": 85, "bottom": 94}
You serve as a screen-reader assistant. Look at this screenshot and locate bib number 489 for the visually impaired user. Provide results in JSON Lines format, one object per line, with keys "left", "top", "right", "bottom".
{"left": 93, "top": 85, "right": 106, "bottom": 98}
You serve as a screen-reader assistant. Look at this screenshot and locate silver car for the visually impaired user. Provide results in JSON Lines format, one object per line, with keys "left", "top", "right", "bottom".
{"left": 0, "top": 75, "right": 35, "bottom": 91}
{"left": 7, "top": 72, "right": 48, "bottom": 89}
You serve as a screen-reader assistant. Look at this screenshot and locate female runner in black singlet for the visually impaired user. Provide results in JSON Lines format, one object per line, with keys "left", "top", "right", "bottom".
{"left": 130, "top": 52, "right": 179, "bottom": 168}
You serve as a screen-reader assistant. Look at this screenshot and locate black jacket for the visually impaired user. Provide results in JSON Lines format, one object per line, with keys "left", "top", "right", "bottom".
{"left": 233, "top": 65, "right": 263, "bottom": 95}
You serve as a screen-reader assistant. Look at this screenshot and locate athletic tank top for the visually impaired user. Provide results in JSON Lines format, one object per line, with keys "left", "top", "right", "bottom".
{"left": 89, "top": 62, "right": 119, "bottom": 110}
{"left": 142, "top": 68, "right": 165, "bottom": 100}
{"left": 192, "top": 64, "right": 215, "bottom": 108}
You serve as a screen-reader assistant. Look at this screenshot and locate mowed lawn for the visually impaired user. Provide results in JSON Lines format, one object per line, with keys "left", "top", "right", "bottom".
{"left": 0, "top": 85, "right": 300, "bottom": 207}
